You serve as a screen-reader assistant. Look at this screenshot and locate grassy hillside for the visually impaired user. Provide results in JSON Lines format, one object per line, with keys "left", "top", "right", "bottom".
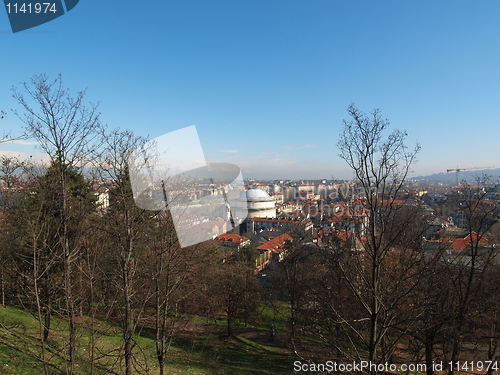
{"left": 0, "top": 306, "right": 294, "bottom": 374}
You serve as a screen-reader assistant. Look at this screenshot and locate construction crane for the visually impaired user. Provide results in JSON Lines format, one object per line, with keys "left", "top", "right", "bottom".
{"left": 446, "top": 166, "right": 495, "bottom": 186}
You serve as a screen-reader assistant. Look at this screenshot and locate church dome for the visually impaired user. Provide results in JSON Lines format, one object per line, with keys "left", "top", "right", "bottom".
{"left": 232, "top": 188, "right": 276, "bottom": 219}
{"left": 244, "top": 188, "right": 274, "bottom": 202}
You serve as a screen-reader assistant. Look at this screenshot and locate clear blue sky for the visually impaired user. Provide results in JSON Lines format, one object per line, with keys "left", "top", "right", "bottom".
{"left": 1, "top": 1, "right": 499, "bottom": 180}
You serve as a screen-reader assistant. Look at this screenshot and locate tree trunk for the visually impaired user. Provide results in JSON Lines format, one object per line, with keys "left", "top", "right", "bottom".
{"left": 123, "top": 228, "right": 135, "bottom": 375}
{"left": 1, "top": 264, "right": 5, "bottom": 308}
{"left": 61, "top": 166, "right": 76, "bottom": 375}
{"left": 64, "top": 251, "right": 76, "bottom": 375}
{"left": 34, "top": 240, "right": 49, "bottom": 375}
{"left": 227, "top": 313, "right": 232, "bottom": 337}
{"left": 124, "top": 261, "right": 133, "bottom": 375}
{"left": 155, "top": 250, "right": 165, "bottom": 375}
{"left": 368, "top": 254, "right": 380, "bottom": 367}
{"left": 85, "top": 246, "right": 96, "bottom": 375}
{"left": 43, "top": 304, "right": 51, "bottom": 342}
{"left": 425, "top": 331, "right": 435, "bottom": 375}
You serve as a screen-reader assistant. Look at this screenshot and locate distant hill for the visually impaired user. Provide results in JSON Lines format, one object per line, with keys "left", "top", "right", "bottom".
{"left": 411, "top": 168, "right": 500, "bottom": 182}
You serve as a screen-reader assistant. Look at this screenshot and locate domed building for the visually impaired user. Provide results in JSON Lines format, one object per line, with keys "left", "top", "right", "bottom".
{"left": 232, "top": 188, "right": 277, "bottom": 220}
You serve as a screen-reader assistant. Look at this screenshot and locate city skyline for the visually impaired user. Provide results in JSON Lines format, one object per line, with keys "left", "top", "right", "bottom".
{"left": 1, "top": 1, "right": 500, "bottom": 180}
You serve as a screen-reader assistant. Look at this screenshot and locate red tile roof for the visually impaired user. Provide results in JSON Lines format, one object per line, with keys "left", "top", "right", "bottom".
{"left": 215, "top": 233, "right": 250, "bottom": 245}
{"left": 438, "top": 231, "right": 490, "bottom": 251}
{"left": 257, "top": 233, "right": 292, "bottom": 253}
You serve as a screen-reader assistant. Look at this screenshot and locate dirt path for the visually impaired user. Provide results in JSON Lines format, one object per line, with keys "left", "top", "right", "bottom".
{"left": 237, "top": 329, "right": 290, "bottom": 350}
{"left": 175, "top": 319, "right": 331, "bottom": 360}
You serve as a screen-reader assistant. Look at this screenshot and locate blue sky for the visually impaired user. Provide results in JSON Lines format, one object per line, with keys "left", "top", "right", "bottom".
{"left": 1, "top": 1, "right": 499, "bottom": 180}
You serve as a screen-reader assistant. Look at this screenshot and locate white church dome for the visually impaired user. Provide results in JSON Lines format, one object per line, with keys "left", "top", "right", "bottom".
{"left": 233, "top": 188, "right": 276, "bottom": 219}
{"left": 243, "top": 188, "right": 274, "bottom": 202}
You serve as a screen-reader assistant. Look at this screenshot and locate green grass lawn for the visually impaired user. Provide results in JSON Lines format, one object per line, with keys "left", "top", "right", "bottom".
{"left": 0, "top": 305, "right": 294, "bottom": 374}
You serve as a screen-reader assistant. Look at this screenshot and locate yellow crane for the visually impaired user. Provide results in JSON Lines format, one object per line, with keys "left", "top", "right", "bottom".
{"left": 446, "top": 166, "right": 495, "bottom": 186}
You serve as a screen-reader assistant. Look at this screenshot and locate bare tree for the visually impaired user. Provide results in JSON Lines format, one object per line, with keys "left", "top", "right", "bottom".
{"left": 216, "top": 257, "right": 260, "bottom": 338}
{"left": 0, "top": 156, "right": 25, "bottom": 188}
{"left": 271, "top": 237, "right": 308, "bottom": 351}
{"left": 337, "top": 104, "right": 420, "bottom": 367}
{"left": 445, "top": 176, "right": 499, "bottom": 374}
{"left": 151, "top": 210, "right": 186, "bottom": 375}
{"left": 480, "top": 263, "right": 500, "bottom": 375}
{"left": 12, "top": 73, "right": 101, "bottom": 374}
{"left": 94, "top": 128, "right": 154, "bottom": 375}
{"left": 405, "top": 244, "right": 455, "bottom": 375}
{"left": 0, "top": 165, "right": 68, "bottom": 375}
{"left": 19, "top": 187, "right": 52, "bottom": 375}
{"left": 0, "top": 156, "right": 26, "bottom": 308}
{"left": 0, "top": 109, "right": 25, "bottom": 143}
